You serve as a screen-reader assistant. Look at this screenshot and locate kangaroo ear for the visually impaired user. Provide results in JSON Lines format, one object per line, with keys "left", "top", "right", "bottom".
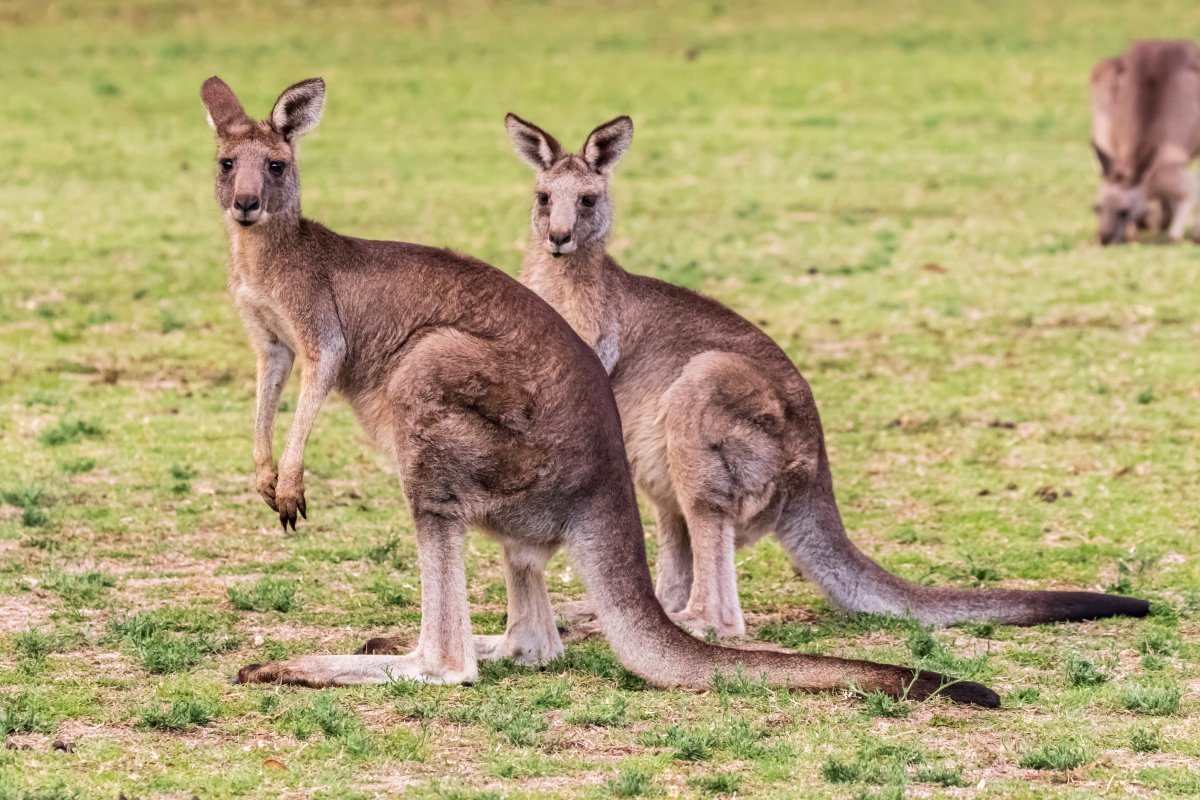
{"left": 270, "top": 78, "right": 326, "bottom": 141}
{"left": 582, "top": 116, "right": 633, "bottom": 174}
{"left": 1131, "top": 145, "right": 1157, "bottom": 185}
{"left": 505, "top": 113, "right": 563, "bottom": 171}
{"left": 1092, "top": 140, "right": 1114, "bottom": 177}
{"left": 201, "top": 76, "right": 249, "bottom": 136}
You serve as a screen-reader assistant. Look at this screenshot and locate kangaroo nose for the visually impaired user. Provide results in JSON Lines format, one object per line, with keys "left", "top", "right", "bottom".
{"left": 549, "top": 231, "right": 571, "bottom": 247}
{"left": 234, "top": 195, "right": 260, "bottom": 214}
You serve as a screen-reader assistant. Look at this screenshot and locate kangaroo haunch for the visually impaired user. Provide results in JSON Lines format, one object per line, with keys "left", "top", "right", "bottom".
{"left": 506, "top": 113, "right": 1149, "bottom": 639}
{"left": 198, "top": 75, "right": 998, "bottom": 705}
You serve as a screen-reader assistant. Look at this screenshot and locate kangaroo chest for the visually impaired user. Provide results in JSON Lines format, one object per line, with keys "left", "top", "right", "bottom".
{"left": 227, "top": 252, "right": 302, "bottom": 355}
{"left": 526, "top": 270, "right": 622, "bottom": 374}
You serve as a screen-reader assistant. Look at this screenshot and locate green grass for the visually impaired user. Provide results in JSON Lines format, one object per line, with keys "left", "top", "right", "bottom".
{"left": 106, "top": 608, "right": 241, "bottom": 674}
{"left": 1, "top": 0, "right": 1198, "bottom": 797}
{"left": 41, "top": 570, "right": 116, "bottom": 608}
{"left": 136, "top": 697, "right": 218, "bottom": 731}
{"left": 0, "top": 691, "right": 58, "bottom": 737}
{"left": 608, "top": 765, "right": 656, "bottom": 797}
{"left": 1064, "top": 652, "right": 1110, "bottom": 687}
{"left": 1120, "top": 681, "right": 1182, "bottom": 716}
{"left": 1130, "top": 727, "right": 1162, "bottom": 753}
{"left": 227, "top": 576, "right": 300, "bottom": 613}
{"left": 1019, "top": 739, "right": 1093, "bottom": 771}
{"left": 564, "top": 692, "right": 629, "bottom": 727}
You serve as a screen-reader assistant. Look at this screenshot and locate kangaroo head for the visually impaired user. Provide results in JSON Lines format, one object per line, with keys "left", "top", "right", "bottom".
{"left": 505, "top": 114, "right": 633, "bottom": 257}
{"left": 200, "top": 76, "right": 324, "bottom": 228}
{"left": 1092, "top": 141, "right": 1154, "bottom": 245}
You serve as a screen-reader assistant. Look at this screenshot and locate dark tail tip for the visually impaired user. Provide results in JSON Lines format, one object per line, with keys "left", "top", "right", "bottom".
{"left": 935, "top": 679, "right": 1001, "bottom": 708}
{"left": 1045, "top": 591, "right": 1150, "bottom": 622}
{"left": 232, "top": 663, "right": 261, "bottom": 684}
{"left": 907, "top": 670, "right": 1001, "bottom": 708}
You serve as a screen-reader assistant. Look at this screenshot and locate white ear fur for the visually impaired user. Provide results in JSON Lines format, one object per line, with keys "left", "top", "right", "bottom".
{"left": 582, "top": 116, "right": 633, "bottom": 173}
{"left": 505, "top": 113, "right": 562, "bottom": 171}
{"left": 271, "top": 78, "right": 326, "bottom": 141}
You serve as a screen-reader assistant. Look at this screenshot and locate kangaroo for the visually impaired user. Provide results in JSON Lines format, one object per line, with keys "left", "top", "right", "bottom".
{"left": 199, "top": 76, "right": 998, "bottom": 706}
{"left": 506, "top": 113, "right": 1150, "bottom": 639}
{"left": 1091, "top": 40, "right": 1200, "bottom": 245}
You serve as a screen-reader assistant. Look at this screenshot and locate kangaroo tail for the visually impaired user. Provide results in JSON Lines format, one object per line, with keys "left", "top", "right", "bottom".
{"left": 774, "top": 449, "right": 1149, "bottom": 626}
{"left": 567, "top": 498, "right": 999, "bottom": 708}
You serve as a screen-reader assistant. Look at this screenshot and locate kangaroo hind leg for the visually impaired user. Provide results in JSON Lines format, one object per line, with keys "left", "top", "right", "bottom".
{"left": 654, "top": 508, "right": 693, "bottom": 613}
{"left": 474, "top": 541, "right": 563, "bottom": 665}
{"left": 239, "top": 513, "right": 477, "bottom": 686}
{"left": 660, "top": 352, "right": 788, "bottom": 639}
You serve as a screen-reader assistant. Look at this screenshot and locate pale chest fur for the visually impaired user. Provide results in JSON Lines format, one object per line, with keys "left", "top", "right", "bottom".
{"left": 227, "top": 237, "right": 301, "bottom": 355}
{"left": 523, "top": 265, "right": 622, "bottom": 374}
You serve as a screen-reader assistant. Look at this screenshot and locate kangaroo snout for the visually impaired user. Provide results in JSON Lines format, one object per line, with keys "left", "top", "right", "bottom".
{"left": 547, "top": 230, "right": 574, "bottom": 257}
{"left": 233, "top": 194, "right": 262, "bottom": 226}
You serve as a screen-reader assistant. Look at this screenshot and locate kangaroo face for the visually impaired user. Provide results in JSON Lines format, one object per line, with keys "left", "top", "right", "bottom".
{"left": 533, "top": 156, "right": 611, "bottom": 257}
{"left": 506, "top": 114, "right": 633, "bottom": 258}
{"left": 1095, "top": 180, "right": 1146, "bottom": 245}
{"left": 201, "top": 76, "right": 325, "bottom": 229}
{"left": 1091, "top": 141, "right": 1154, "bottom": 246}
{"left": 213, "top": 127, "right": 297, "bottom": 227}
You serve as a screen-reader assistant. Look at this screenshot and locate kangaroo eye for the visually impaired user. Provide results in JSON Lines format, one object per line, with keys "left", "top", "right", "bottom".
{"left": 580, "top": 195, "right": 597, "bottom": 208}
{"left": 268, "top": 161, "right": 285, "bottom": 175}
{"left": 219, "top": 159, "right": 233, "bottom": 172}
{"left": 537, "top": 192, "right": 549, "bottom": 206}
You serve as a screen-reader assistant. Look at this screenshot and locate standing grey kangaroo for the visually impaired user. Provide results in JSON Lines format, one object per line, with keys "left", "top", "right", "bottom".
{"left": 200, "top": 76, "right": 998, "bottom": 706}
{"left": 506, "top": 113, "right": 1150, "bottom": 639}
{"left": 1091, "top": 40, "right": 1200, "bottom": 245}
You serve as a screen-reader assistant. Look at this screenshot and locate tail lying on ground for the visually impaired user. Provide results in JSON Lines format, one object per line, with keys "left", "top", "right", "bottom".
{"left": 775, "top": 468, "right": 1150, "bottom": 626}
{"left": 570, "top": 505, "right": 1000, "bottom": 708}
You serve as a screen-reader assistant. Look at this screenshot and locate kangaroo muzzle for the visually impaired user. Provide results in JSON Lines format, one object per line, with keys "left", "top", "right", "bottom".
{"left": 233, "top": 194, "right": 263, "bottom": 226}
{"left": 547, "top": 229, "right": 575, "bottom": 257}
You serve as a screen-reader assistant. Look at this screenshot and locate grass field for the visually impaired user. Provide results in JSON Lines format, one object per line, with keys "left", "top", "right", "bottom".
{"left": 2, "top": 1, "right": 1199, "bottom": 797}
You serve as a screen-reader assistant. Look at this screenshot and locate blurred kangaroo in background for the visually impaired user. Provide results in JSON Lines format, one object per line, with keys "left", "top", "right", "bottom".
{"left": 199, "top": 76, "right": 999, "bottom": 706}
{"left": 507, "top": 113, "right": 1150, "bottom": 639}
{"left": 1092, "top": 40, "right": 1200, "bottom": 245}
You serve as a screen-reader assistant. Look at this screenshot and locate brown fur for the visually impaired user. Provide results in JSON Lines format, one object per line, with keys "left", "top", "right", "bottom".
{"left": 508, "top": 113, "right": 1149, "bottom": 638}
{"left": 202, "top": 76, "right": 999, "bottom": 706}
{"left": 1091, "top": 40, "right": 1200, "bottom": 244}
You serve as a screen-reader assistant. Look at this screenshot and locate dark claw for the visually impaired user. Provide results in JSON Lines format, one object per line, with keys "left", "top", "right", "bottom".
{"left": 298, "top": 498, "right": 306, "bottom": 519}
{"left": 280, "top": 513, "right": 287, "bottom": 532}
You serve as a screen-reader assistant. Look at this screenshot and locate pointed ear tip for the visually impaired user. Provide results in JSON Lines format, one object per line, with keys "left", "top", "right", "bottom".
{"left": 505, "top": 112, "right": 531, "bottom": 130}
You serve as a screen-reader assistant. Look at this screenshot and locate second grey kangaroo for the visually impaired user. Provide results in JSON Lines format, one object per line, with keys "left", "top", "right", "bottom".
{"left": 507, "top": 113, "right": 1150, "bottom": 639}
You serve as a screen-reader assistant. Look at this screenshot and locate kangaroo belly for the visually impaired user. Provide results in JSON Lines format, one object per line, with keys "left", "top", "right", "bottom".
{"left": 345, "top": 387, "right": 398, "bottom": 462}
{"left": 622, "top": 400, "right": 678, "bottom": 511}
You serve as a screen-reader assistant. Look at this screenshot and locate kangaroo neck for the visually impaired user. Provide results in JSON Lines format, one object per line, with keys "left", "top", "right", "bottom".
{"left": 225, "top": 210, "right": 302, "bottom": 285}
{"left": 520, "top": 240, "right": 625, "bottom": 373}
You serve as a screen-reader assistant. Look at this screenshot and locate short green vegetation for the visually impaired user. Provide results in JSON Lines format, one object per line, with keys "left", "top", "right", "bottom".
{"left": 0, "top": 0, "right": 1196, "bottom": 797}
